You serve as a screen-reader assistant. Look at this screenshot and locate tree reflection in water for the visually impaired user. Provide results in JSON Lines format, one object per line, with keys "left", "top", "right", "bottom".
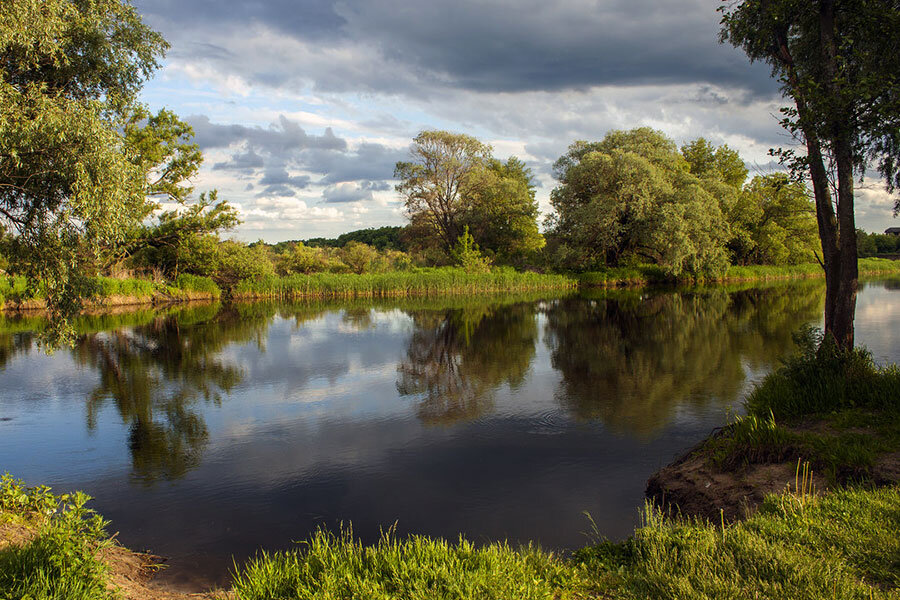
{"left": 69, "top": 304, "right": 266, "bottom": 483}
{"left": 544, "top": 283, "right": 825, "bottom": 436}
{"left": 397, "top": 302, "right": 538, "bottom": 425}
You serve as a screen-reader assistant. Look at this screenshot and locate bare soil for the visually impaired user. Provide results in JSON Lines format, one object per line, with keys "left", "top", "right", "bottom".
{"left": 645, "top": 425, "right": 900, "bottom": 522}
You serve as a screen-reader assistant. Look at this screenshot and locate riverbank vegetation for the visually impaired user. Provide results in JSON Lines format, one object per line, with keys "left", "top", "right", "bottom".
{"left": 707, "top": 327, "right": 900, "bottom": 485}
{"left": 4, "top": 470, "right": 898, "bottom": 600}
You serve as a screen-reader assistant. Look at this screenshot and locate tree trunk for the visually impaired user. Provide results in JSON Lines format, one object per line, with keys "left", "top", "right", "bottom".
{"left": 818, "top": 0, "right": 858, "bottom": 349}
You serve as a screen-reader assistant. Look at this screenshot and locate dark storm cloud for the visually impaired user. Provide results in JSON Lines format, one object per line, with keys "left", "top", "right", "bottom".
{"left": 313, "top": 143, "right": 408, "bottom": 185}
{"left": 190, "top": 115, "right": 347, "bottom": 154}
{"left": 135, "top": 0, "right": 346, "bottom": 41}
{"left": 136, "top": 0, "right": 778, "bottom": 97}
{"left": 190, "top": 114, "right": 400, "bottom": 198}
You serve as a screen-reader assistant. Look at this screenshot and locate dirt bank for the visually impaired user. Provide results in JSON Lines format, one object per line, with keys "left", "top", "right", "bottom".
{"left": 646, "top": 425, "right": 900, "bottom": 522}
{"left": 0, "top": 522, "right": 225, "bottom": 600}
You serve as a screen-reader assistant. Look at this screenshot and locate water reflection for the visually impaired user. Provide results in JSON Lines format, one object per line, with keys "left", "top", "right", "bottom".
{"left": 0, "top": 284, "right": 829, "bottom": 484}
{"left": 397, "top": 303, "right": 537, "bottom": 424}
{"left": 544, "top": 283, "right": 824, "bottom": 435}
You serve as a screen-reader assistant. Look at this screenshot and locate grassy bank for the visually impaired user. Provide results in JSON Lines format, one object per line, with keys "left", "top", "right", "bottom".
{"left": 579, "top": 257, "right": 900, "bottom": 287}
{"left": 4, "top": 470, "right": 897, "bottom": 600}
{"left": 0, "top": 274, "right": 221, "bottom": 311}
{"left": 707, "top": 327, "right": 900, "bottom": 484}
{"left": 0, "top": 475, "right": 113, "bottom": 600}
{"left": 231, "top": 267, "right": 576, "bottom": 299}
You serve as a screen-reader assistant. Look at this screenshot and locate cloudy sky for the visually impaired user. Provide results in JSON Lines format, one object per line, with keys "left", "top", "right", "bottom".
{"left": 133, "top": 0, "right": 898, "bottom": 242}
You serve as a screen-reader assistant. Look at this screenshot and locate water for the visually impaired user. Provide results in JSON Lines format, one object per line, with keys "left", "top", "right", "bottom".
{"left": 1, "top": 279, "right": 898, "bottom": 589}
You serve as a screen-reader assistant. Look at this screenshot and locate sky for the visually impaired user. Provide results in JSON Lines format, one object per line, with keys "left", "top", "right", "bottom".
{"left": 133, "top": 0, "right": 899, "bottom": 242}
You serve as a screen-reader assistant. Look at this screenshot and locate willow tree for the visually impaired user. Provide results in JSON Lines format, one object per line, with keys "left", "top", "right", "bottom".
{"left": 548, "top": 128, "right": 732, "bottom": 275}
{"left": 721, "top": 0, "right": 900, "bottom": 349}
{"left": 0, "top": 1, "right": 230, "bottom": 343}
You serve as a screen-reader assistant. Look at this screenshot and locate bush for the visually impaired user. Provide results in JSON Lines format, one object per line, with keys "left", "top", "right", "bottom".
{"left": 0, "top": 474, "right": 113, "bottom": 600}
{"left": 174, "top": 273, "right": 221, "bottom": 297}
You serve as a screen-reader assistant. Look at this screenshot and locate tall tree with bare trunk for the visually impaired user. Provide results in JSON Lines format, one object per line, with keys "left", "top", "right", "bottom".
{"left": 720, "top": 0, "right": 900, "bottom": 349}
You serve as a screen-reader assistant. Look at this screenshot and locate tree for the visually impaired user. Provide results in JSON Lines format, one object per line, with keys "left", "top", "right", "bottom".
{"left": 395, "top": 131, "right": 491, "bottom": 252}
{"left": 721, "top": 0, "right": 900, "bottom": 349}
{"left": 0, "top": 0, "right": 167, "bottom": 337}
{"left": 450, "top": 226, "right": 491, "bottom": 273}
{"left": 547, "top": 128, "right": 731, "bottom": 275}
{"left": 729, "top": 174, "right": 819, "bottom": 265}
{"left": 682, "top": 137, "right": 749, "bottom": 189}
{"left": 395, "top": 131, "right": 544, "bottom": 264}
{"left": 341, "top": 241, "right": 378, "bottom": 274}
{"left": 462, "top": 157, "right": 545, "bottom": 265}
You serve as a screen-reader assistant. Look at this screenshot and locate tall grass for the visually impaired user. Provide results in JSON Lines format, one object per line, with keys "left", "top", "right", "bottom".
{"left": 232, "top": 267, "right": 576, "bottom": 299}
{"left": 575, "top": 485, "right": 900, "bottom": 599}
{"left": 707, "top": 326, "right": 900, "bottom": 481}
{"left": 579, "top": 258, "right": 900, "bottom": 287}
{"left": 231, "top": 527, "right": 587, "bottom": 600}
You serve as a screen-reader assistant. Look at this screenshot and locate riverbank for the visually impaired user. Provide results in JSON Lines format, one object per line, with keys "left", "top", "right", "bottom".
{"left": 0, "top": 268, "right": 575, "bottom": 312}
{"left": 4, "top": 258, "right": 899, "bottom": 313}
{"left": 578, "top": 257, "right": 900, "bottom": 287}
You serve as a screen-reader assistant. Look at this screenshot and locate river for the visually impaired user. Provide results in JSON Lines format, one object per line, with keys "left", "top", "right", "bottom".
{"left": 1, "top": 279, "right": 898, "bottom": 589}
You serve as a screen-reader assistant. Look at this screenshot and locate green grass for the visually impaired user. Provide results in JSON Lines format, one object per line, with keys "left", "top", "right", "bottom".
{"left": 575, "top": 485, "right": 900, "bottom": 599}
{"left": 230, "top": 486, "right": 900, "bottom": 600}
{"left": 231, "top": 528, "right": 590, "bottom": 600}
{"left": 706, "top": 326, "right": 900, "bottom": 482}
{"left": 95, "top": 276, "right": 156, "bottom": 299}
{"left": 0, "top": 474, "right": 113, "bottom": 600}
{"left": 173, "top": 273, "right": 222, "bottom": 298}
{"left": 232, "top": 267, "right": 576, "bottom": 299}
{"left": 579, "top": 258, "right": 900, "bottom": 288}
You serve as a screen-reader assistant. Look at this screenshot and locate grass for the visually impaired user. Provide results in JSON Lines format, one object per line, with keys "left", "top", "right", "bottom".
{"left": 228, "top": 485, "right": 900, "bottom": 600}
{"left": 232, "top": 267, "right": 576, "bottom": 299}
{"left": 575, "top": 485, "right": 900, "bottom": 599}
{"left": 706, "top": 326, "right": 900, "bottom": 482}
{"left": 231, "top": 528, "right": 591, "bottom": 600}
{"left": 579, "top": 258, "right": 900, "bottom": 287}
{"left": 0, "top": 474, "right": 113, "bottom": 600}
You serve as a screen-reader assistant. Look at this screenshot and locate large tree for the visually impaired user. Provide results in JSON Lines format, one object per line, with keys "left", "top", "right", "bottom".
{"left": 721, "top": 0, "right": 900, "bottom": 349}
{"left": 0, "top": 0, "right": 167, "bottom": 336}
{"left": 394, "top": 130, "right": 544, "bottom": 264}
{"left": 547, "top": 128, "right": 732, "bottom": 275}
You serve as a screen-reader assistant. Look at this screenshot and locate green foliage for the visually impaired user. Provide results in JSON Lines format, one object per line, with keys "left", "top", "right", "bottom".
{"left": 128, "top": 191, "right": 241, "bottom": 276}
{"left": 450, "top": 226, "right": 492, "bottom": 273}
{"left": 231, "top": 527, "right": 586, "bottom": 600}
{"left": 728, "top": 174, "right": 818, "bottom": 266}
{"left": 341, "top": 241, "right": 379, "bottom": 274}
{"left": 0, "top": 0, "right": 167, "bottom": 334}
{"left": 858, "top": 230, "right": 900, "bottom": 257}
{"left": 0, "top": 474, "right": 113, "bottom": 600}
{"left": 462, "top": 157, "right": 545, "bottom": 265}
{"left": 174, "top": 273, "right": 221, "bottom": 297}
{"left": 395, "top": 131, "right": 544, "bottom": 264}
{"left": 548, "top": 128, "right": 731, "bottom": 276}
{"left": 216, "top": 241, "right": 275, "bottom": 288}
{"left": 233, "top": 268, "right": 575, "bottom": 299}
{"left": 745, "top": 326, "right": 900, "bottom": 420}
{"left": 681, "top": 137, "right": 748, "bottom": 188}
{"left": 95, "top": 276, "right": 155, "bottom": 298}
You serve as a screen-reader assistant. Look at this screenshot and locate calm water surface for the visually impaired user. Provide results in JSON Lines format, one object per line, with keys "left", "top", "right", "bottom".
{"left": 1, "top": 279, "right": 899, "bottom": 589}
